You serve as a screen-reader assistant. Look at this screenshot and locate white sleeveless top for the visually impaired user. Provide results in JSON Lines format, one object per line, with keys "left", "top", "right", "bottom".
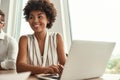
{"left": 27, "top": 32, "right": 58, "bottom": 67}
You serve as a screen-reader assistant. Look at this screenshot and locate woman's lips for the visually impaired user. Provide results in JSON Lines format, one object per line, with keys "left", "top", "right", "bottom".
{"left": 34, "top": 25, "right": 39, "bottom": 28}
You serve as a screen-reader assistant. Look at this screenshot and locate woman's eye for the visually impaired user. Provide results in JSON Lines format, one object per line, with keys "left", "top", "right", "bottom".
{"left": 29, "top": 16, "right": 33, "bottom": 19}
{"left": 38, "top": 16, "right": 42, "bottom": 19}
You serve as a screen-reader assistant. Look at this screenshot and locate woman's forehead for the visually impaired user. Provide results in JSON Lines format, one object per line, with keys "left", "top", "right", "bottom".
{"left": 29, "top": 10, "right": 45, "bottom": 15}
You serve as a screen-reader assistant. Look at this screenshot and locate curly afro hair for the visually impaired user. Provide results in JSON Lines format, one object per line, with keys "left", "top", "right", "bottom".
{"left": 23, "top": 0, "right": 57, "bottom": 29}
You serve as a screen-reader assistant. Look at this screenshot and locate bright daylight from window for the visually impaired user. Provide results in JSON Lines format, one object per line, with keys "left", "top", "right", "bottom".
{"left": 20, "top": 0, "right": 33, "bottom": 36}
{"left": 68, "top": 0, "right": 120, "bottom": 74}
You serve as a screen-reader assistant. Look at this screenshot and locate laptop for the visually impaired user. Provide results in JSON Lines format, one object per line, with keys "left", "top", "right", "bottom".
{"left": 36, "top": 40, "right": 115, "bottom": 80}
{"left": 60, "top": 40, "right": 115, "bottom": 80}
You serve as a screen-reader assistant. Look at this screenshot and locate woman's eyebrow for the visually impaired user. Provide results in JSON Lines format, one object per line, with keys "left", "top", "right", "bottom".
{"left": 38, "top": 12, "right": 44, "bottom": 15}
{"left": 29, "top": 12, "right": 43, "bottom": 16}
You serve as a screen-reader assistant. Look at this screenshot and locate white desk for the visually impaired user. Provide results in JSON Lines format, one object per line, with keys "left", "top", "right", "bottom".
{"left": 0, "top": 70, "right": 120, "bottom": 80}
{"left": 0, "top": 70, "right": 37, "bottom": 80}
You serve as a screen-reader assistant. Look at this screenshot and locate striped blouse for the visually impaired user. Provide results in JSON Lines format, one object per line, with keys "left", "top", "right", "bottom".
{"left": 27, "top": 32, "right": 58, "bottom": 67}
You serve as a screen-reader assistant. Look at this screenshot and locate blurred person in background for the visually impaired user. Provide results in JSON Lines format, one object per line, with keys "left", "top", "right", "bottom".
{"left": 0, "top": 9, "right": 18, "bottom": 70}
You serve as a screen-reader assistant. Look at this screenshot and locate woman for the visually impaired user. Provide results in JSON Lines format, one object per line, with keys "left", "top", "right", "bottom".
{"left": 16, "top": 0, "right": 66, "bottom": 75}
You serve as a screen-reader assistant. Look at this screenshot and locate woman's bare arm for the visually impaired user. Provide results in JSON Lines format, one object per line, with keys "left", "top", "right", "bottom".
{"left": 56, "top": 33, "right": 67, "bottom": 66}
{"left": 16, "top": 36, "right": 47, "bottom": 74}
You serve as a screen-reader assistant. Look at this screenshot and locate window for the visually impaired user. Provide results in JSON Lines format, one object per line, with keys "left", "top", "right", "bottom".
{"left": 20, "top": 0, "right": 33, "bottom": 36}
{"left": 68, "top": 0, "right": 120, "bottom": 74}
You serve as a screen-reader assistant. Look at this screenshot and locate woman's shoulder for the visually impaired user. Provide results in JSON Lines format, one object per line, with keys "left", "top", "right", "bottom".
{"left": 48, "top": 31, "right": 62, "bottom": 38}
{"left": 19, "top": 34, "right": 34, "bottom": 41}
{"left": 48, "top": 32, "right": 61, "bottom": 37}
{"left": 19, "top": 35, "right": 27, "bottom": 43}
{"left": 48, "top": 32, "right": 63, "bottom": 43}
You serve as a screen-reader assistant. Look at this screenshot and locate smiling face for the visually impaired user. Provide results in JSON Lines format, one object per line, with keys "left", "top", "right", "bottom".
{"left": 28, "top": 10, "right": 49, "bottom": 33}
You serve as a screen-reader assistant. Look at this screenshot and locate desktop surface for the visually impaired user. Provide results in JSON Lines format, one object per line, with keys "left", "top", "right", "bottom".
{"left": 0, "top": 70, "right": 120, "bottom": 80}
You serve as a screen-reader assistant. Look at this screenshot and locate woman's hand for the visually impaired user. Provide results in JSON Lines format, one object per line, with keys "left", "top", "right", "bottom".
{"left": 44, "top": 64, "right": 64, "bottom": 75}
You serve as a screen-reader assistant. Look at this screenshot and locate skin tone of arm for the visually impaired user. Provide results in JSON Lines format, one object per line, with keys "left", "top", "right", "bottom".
{"left": 16, "top": 34, "right": 66, "bottom": 75}
{"left": 17, "top": 36, "right": 48, "bottom": 74}
{"left": 56, "top": 33, "right": 67, "bottom": 75}
{"left": 56, "top": 33, "right": 66, "bottom": 66}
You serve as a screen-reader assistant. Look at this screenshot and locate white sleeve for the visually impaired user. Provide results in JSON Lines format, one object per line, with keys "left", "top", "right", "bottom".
{"left": 1, "top": 38, "right": 18, "bottom": 69}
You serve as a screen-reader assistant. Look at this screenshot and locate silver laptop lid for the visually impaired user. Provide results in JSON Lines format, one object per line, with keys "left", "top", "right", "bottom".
{"left": 60, "top": 40, "right": 115, "bottom": 80}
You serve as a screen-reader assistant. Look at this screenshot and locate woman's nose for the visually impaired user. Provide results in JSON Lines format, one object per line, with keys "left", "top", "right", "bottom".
{"left": 34, "top": 17, "right": 39, "bottom": 23}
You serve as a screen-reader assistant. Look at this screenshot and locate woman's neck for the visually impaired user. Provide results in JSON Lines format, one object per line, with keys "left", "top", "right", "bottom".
{"left": 34, "top": 31, "right": 47, "bottom": 41}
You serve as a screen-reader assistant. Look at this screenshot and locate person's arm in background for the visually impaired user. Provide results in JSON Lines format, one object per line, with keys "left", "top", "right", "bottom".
{"left": 0, "top": 64, "right": 4, "bottom": 69}
{"left": 0, "top": 37, "right": 18, "bottom": 70}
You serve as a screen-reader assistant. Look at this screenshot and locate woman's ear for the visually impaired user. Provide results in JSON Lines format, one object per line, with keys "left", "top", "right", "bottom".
{"left": 47, "top": 18, "right": 50, "bottom": 24}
